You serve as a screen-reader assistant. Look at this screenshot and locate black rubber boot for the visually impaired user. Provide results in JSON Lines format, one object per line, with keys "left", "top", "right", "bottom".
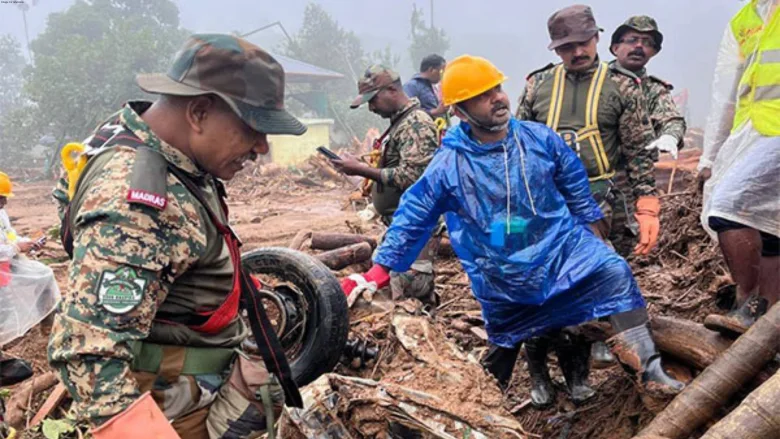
{"left": 482, "top": 344, "right": 520, "bottom": 390}
{"left": 607, "top": 324, "right": 684, "bottom": 393}
{"left": 704, "top": 295, "right": 769, "bottom": 337}
{"left": 0, "top": 357, "right": 33, "bottom": 387}
{"left": 524, "top": 337, "right": 556, "bottom": 409}
{"left": 554, "top": 332, "right": 596, "bottom": 405}
{"left": 591, "top": 341, "right": 615, "bottom": 367}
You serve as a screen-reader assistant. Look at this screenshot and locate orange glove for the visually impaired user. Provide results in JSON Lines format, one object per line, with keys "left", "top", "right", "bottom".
{"left": 91, "top": 392, "right": 180, "bottom": 439}
{"left": 634, "top": 196, "right": 660, "bottom": 255}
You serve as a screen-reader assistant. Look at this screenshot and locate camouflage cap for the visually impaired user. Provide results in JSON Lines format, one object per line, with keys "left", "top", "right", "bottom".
{"left": 136, "top": 33, "right": 306, "bottom": 136}
{"left": 611, "top": 16, "right": 663, "bottom": 52}
{"left": 547, "top": 5, "right": 604, "bottom": 50}
{"left": 350, "top": 65, "right": 401, "bottom": 109}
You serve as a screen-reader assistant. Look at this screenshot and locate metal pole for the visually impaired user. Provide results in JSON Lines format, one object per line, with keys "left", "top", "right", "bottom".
{"left": 21, "top": 8, "right": 33, "bottom": 62}
{"left": 240, "top": 21, "right": 293, "bottom": 46}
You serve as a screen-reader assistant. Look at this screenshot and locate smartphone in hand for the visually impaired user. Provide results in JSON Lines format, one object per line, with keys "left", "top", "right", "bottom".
{"left": 34, "top": 236, "right": 47, "bottom": 249}
{"left": 316, "top": 146, "right": 342, "bottom": 161}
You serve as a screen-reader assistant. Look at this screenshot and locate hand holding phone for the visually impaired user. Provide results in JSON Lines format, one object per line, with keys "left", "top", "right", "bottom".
{"left": 33, "top": 236, "right": 46, "bottom": 249}
{"left": 316, "top": 146, "right": 342, "bottom": 161}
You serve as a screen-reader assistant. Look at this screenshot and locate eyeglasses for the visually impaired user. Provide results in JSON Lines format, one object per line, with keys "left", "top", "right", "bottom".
{"left": 620, "top": 36, "right": 656, "bottom": 48}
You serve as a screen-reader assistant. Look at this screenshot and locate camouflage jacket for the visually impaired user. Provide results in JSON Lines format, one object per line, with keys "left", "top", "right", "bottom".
{"left": 49, "top": 101, "right": 243, "bottom": 425}
{"left": 517, "top": 61, "right": 658, "bottom": 197}
{"left": 630, "top": 64, "right": 687, "bottom": 146}
{"left": 379, "top": 98, "right": 438, "bottom": 191}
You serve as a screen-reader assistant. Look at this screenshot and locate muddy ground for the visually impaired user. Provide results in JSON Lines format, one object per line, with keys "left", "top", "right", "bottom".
{"left": 1, "top": 152, "right": 735, "bottom": 438}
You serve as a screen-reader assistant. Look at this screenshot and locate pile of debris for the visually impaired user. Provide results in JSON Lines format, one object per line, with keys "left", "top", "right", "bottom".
{"left": 279, "top": 179, "right": 778, "bottom": 439}
{"left": 631, "top": 176, "right": 730, "bottom": 322}
{"left": 281, "top": 303, "right": 530, "bottom": 438}
{"left": 228, "top": 153, "right": 360, "bottom": 198}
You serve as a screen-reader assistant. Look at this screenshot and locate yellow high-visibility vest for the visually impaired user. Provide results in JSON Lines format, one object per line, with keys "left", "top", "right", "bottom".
{"left": 730, "top": 0, "right": 780, "bottom": 135}
{"left": 546, "top": 62, "right": 615, "bottom": 181}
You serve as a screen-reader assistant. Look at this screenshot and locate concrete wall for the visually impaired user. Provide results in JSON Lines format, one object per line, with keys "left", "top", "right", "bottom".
{"left": 269, "top": 118, "right": 334, "bottom": 166}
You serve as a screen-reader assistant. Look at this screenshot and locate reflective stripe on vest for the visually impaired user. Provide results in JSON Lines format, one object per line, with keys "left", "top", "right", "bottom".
{"left": 545, "top": 62, "right": 615, "bottom": 182}
{"left": 730, "top": 0, "right": 780, "bottom": 135}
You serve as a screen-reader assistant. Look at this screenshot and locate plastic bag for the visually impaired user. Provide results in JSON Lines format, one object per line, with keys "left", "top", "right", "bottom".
{"left": 702, "top": 134, "right": 780, "bottom": 238}
{"left": 0, "top": 258, "right": 60, "bottom": 345}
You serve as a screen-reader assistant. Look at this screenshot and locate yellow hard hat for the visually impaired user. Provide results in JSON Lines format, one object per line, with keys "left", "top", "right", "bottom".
{"left": 441, "top": 55, "right": 508, "bottom": 107}
{"left": 0, "top": 172, "right": 13, "bottom": 198}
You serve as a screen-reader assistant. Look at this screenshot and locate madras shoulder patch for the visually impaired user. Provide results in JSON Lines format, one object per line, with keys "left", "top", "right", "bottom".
{"left": 96, "top": 267, "right": 147, "bottom": 314}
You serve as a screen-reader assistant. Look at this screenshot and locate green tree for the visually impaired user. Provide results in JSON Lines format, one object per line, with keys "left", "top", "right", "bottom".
{"left": 0, "top": 35, "right": 37, "bottom": 167}
{"left": 408, "top": 4, "right": 450, "bottom": 69}
{"left": 1, "top": 0, "right": 188, "bottom": 173}
{"left": 0, "top": 35, "right": 26, "bottom": 117}
{"left": 283, "top": 3, "right": 390, "bottom": 142}
{"left": 370, "top": 46, "right": 401, "bottom": 71}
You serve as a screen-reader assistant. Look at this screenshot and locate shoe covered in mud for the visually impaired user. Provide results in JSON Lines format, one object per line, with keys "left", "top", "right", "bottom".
{"left": 607, "top": 324, "right": 685, "bottom": 393}
{"left": 554, "top": 332, "right": 596, "bottom": 405}
{"left": 0, "top": 357, "right": 33, "bottom": 387}
{"left": 704, "top": 296, "right": 769, "bottom": 337}
{"left": 591, "top": 340, "right": 615, "bottom": 368}
{"left": 524, "top": 337, "right": 556, "bottom": 409}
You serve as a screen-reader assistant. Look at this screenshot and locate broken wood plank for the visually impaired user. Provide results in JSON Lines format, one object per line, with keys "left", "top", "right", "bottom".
{"left": 470, "top": 327, "right": 488, "bottom": 341}
{"left": 29, "top": 383, "right": 68, "bottom": 428}
{"left": 310, "top": 232, "right": 377, "bottom": 250}
{"left": 316, "top": 242, "right": 372, "bottom": 270}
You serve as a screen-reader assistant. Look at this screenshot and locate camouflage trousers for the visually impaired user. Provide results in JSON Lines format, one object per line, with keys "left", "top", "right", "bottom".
{"left": 590, "top": 177, "right": 639, "bottom": 258}
{"left": 132, "top": 342, "right": 284, "bottom": 439}
{"left": 381, "top": 216, "right": 441, "bottom": 305}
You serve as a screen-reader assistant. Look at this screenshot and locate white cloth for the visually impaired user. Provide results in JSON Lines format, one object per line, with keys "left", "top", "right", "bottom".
{"left": 702, "top": 134, "right": 780, "bottom": 238}
{"left": 646, "top": 134, "right": 679, "bottom": 159}
{"left": 0, "top": 258, "right": 61, "bottom": 346}
{"left": 700, "top": 0, "right": 780, "bottom": 239}
{"left": 0, "top": 208, "right": 61, "bottom": 346}
{"left": 0, "top": 209, "right": 19, "bottom": 262}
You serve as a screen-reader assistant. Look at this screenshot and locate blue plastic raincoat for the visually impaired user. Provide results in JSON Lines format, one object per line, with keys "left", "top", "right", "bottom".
{"left": 374, "top": 119, "right": 645, "bottom": 348}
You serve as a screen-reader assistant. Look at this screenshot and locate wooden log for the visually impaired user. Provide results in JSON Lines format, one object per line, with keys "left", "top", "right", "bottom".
{"left": 582, "top": 317, "right": 734, "bottom": 370}
{"left": 5, "top": 371, "right": 59, "bottom": 428}
{"left": 310, "top": 232, "right": 377, "bottom": 251}
{"left": 638, "top": 303, "right": 780, "bottom": 439}
{"left": 650, "top": 316, "right": 733, "bottom": 370}
{"left": 316, "top": 242, "right": 372, "bottom": 270}
{"left": 288, "top": 230, "right": 312, "bottom": 250}
{"left": 699, "top": 368, "right": 780, "bottom": 439}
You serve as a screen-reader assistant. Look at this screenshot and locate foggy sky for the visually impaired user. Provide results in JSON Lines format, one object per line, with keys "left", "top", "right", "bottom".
{"left": 1, "top": 0, "right": 743, "bottom": 126}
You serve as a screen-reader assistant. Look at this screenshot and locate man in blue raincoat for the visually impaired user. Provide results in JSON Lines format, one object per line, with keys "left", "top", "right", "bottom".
{"left": 341, "top": 55, "right": 684, "bottom": 408}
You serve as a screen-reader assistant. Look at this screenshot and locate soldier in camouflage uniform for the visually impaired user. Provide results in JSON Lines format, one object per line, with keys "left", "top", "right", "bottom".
{"left": 48, "top": 34, "right": 306, "bottom": 438}
{"left": 610, "top": 16, "right": 686, "bottom": 158}
{"left": 516, "top": 5, "right": 662, "bottom": 258}
{"left": 516, "top": 4, "right": 669, "bottom": 399}
{"left": 331, "top": 65, "right": 439, "bottom": 305}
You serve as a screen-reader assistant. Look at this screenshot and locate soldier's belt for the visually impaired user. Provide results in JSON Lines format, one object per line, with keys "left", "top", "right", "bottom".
{"left": 129, "top": 340, "right": 236, "bottom": 376}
